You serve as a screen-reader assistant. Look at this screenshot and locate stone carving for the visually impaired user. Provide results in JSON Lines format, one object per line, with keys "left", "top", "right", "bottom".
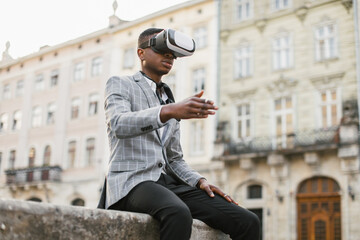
{"left": 1, "top": 41, "right": 13, "bottom": 62}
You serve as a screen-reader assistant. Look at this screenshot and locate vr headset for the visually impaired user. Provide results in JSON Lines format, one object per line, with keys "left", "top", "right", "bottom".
{"left": 139, "top": 29, "right": 196, "bottom": 58}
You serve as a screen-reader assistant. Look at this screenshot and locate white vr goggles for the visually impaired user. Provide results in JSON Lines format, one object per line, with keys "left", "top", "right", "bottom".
{"left": 139, "top": 29, "right": 196, "bottom": 58}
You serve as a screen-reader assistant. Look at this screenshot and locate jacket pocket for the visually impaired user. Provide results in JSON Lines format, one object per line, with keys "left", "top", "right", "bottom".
{"left": 109, "top": 161, "right": 146, "bottom": 172}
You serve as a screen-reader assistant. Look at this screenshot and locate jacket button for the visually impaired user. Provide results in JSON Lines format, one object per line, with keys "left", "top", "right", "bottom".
{"left": 158, "top": 163, "right": 163, "bottom": 168}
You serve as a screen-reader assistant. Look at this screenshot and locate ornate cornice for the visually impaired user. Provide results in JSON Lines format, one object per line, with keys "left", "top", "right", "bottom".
{"left": 309, "top": 72, "right": 345, "bottom": 89}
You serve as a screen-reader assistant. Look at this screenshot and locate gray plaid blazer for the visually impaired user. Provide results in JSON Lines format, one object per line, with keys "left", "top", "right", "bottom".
{"left": 102, "top": 71, "right": 203, "bottom": 209}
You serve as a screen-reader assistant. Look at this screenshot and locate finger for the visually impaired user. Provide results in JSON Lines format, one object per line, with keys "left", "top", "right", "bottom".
{"left": 193, "top": 90, "right": 204, "bottom": 98}
{"left": 204, "top": 186, "right": 215, "bottom": 198}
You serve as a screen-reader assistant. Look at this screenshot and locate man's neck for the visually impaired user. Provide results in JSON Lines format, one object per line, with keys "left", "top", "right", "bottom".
{"left": 141, "top": 70, "right": 162, "bottom": 83}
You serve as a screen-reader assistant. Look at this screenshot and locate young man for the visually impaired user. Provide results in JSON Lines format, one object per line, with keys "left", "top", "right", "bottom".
{"left": 101, "top": 28, "right": 260, "bottom": 240}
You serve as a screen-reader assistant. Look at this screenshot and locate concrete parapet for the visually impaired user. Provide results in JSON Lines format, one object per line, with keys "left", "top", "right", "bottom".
{"left": 0, "top": 198, "right": 230, "bottom": 240}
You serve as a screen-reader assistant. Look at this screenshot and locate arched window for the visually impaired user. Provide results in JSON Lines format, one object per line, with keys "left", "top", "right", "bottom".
{"left": 71, "top": 198, "right": 85, "bottom": 206}
{"left": 43, "top": 145, "right": 51, "bottom": 165}
{"left": 247, "top": 184, "right": 262, "bottom": 199}
{"left": 28, "top": 148, "right": 36, "bottom": 167}
{"left": 27, "top": 197, "right": 42, "bottom": 202}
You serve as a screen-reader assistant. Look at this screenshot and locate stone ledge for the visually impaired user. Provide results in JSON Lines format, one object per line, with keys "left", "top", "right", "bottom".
{"left": 0, "top": 198, "right": 230, "bottom": 240}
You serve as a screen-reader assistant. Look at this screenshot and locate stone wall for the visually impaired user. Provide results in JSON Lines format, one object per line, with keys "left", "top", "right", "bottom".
{"left": 0, "top": 198, "right": 230, "bottom": 240}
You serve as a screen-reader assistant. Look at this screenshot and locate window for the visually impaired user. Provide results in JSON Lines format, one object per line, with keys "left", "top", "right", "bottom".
{"left": 319, "top": 89, "right": 339, "bottom": 128}
{"left": 28, "top": 147, "right": 36, "bottom": 167}
{"left": 273, "top": 0, "right": 290, "bottom": 10}
{"left": 234, "top": 45, "right": 252, "bottom": 78}
{"left": 71, "top": 198, "right": 85, "bottom": 206}
{"left": 12, "top": 110, "right": 22, "bottom": 131}
{"left": 85, "top": 138, "right": 95, "bottom": 166}
{"left": 236, "top": 103, "right": 251, "bottom": 139}
{"left": 123, "top": 48, "right": 135, "bottom": 69}
{"left": 43, "top": 145, "right": 51, "bottom": 165}
{"left": 315, "top": 23, "right": 337, "bottom": 61}
{"left": 16, "top": 80, "right": 24, "bottom": 97}
{"left": 236, "top": 0, "right": 252, "bottom": 21}
{"left": 91, "top": 57, "right": 103, "bottom": 76}
{"left": 71, "top": 98, "right": 81, "bottom": 119}
{"left": 34, "top": 74, "right": 45, "bottom": 91}
{"left": 273, "top": 34, "right": 292, "bottom": 70}
{"left": 46, "top": 103, "right": 56, "bottom": 125}
{"left": 74, "top": 62, "right": 85, "bottom": 82}
{"left": 88, "top": 94, "right": 99, "bottom": 116}
{"left": 0, "top": 113, "right": 8, "bottom": 132}
{"left": 32, "top": 106, "right": 42, "bottom": 127}
{"left": 50, "top": 69, "right": 59, "bottom": 87}
{"left": 193, "top": 68, "right": 205, "bottom": 93}
{"left": 68, "top": 141, "right": 76, "bottom": 168}
{"left": 193, "top": 27, "right": 207, "bottom": 49}
{"left": 164, "top": 74, "right": 176, "bottom": 98}
{"left": 247, "top": 185, "right": 262, "bottom": 199}
{"left": 274, "top": 96, "right": 294, "bottom": 148}
{"left": 190, "top": 121, "right": 204, "bottom": 155}
{"left": 3, "top": 84, "right": 11, "bottom": 99}
{"left": 9, "top": 150, "right": 16, "bottom": 169}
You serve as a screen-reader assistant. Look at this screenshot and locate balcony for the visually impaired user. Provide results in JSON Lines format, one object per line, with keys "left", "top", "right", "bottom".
{"left": 5, "top": 166, "right": 62, "bottom": 185}
{"left": 223, "top": 126, "right": 357, "bottom": 156}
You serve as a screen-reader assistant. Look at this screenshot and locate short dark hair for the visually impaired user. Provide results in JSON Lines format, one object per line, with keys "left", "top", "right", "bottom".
{"left": 138, "top": 28, "right": 163, "bottom": 48}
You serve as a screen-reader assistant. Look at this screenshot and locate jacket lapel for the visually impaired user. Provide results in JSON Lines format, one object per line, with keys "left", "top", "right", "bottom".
{"left": 133, "top": 71, "right": 159, "bottom": 108}
{"left": 133, "top": 71, "right": 163, "bottom": 142}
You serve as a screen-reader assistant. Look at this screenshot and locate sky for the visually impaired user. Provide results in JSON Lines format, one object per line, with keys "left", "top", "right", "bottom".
{"left": 0, "top": 0, "right": 189, "bottom": 59}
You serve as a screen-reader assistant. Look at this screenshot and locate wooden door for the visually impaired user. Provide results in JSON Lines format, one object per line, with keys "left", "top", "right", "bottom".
{"left": 297, "top": 177, "right": 341, "bottom": 240}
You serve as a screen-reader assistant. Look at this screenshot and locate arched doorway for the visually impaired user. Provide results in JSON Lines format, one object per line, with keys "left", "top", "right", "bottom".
{"left": 297, "top": 176, "right": 341, "bottom": 240}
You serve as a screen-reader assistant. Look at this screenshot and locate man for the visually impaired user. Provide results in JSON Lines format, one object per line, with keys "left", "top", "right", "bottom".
{"left": 100, "top": 28, "right": 260, "bottom": 240}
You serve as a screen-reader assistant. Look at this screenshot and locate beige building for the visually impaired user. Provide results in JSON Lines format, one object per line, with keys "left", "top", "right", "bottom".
{"left": 0, "top": 0, "right": 220, "bottom": 208}
{"left": 215, "top": 0, "right": 359, "bottom": 239}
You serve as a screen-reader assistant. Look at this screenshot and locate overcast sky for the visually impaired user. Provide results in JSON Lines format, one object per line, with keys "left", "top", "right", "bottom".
{"left": 0, "top": 0, "right": 188, "bottom": 59}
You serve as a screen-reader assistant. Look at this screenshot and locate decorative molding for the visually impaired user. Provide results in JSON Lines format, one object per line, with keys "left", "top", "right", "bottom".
{"left": 255, "top": 18, "right": 267, "bottom": 33}
{"left": 309, "top": 72, "right": 345, "bottom": 89}
{"left": 220, "top": 30, "right": 231, "bottom": 42}
{"left": 228, "top": 88, "right": 257, "bottom": 100}
{"left": 295, "top": 6, "right": 309, "bottom": 22}
{"left": 341, "top": 0, "right": 353, "bottom": 12}
{"left": 266, "top": 74, "right": 298, "bottom": 95}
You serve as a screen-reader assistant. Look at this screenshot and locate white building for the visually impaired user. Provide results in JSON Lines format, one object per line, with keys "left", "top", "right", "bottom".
{"left": 0, "top": 0, "right": 220, "bottom": 208}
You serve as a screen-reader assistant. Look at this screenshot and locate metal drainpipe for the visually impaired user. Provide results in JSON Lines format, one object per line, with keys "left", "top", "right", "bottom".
{"left": 354, "top": 0, "right": 360, "bottom": 170}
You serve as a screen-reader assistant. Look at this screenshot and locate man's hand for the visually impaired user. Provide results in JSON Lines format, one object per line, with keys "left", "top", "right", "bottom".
{"left": 160, "top": 90, "right": 218, "bottom": 123}
{"left": 197, "top": 178, "right": 238, "bottom": 205}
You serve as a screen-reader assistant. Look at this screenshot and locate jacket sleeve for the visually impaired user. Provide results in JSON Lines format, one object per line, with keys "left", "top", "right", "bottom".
{"left": 104, "top": 76, "right": 165, "bottom": 139}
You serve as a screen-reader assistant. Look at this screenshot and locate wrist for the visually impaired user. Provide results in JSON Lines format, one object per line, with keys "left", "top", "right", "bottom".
{"left": 196, "top": 178, "right": 206, "bottom": 188}
{"left": 160, "top": 104, "right": 175, "bottom": 123}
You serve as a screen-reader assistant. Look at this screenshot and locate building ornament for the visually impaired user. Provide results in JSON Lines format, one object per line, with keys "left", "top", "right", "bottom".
{"left": 295, "top": 6, "right": 309, "bottom": 22}
{"left": 1, "top": 41, "right": 13, "bottom": 62}
{"left": 309, "top": 71, "right": 345, "bottom": 89}
{"left": 341, "top": 0, "right": 353, "bottom": 12}
{"left": 255, "top": 18, "right": 267, "bottom": 33}
{"left": 266, "top": 74, "right": 298, "bottom": 95}
{"left": 228, "top": 88, "right": 257, "bottom": 100}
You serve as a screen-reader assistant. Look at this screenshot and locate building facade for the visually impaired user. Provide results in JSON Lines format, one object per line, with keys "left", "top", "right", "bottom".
{"left": 215, "top": 0, "right": 359, "bottom": 239}
{"left": 0, "top": 0, "right": 220, "bottom": 208}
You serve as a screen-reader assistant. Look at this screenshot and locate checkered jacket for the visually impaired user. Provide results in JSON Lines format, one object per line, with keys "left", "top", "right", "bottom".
{"left": 102, "top": 71, "right": 203, "bottom": 209}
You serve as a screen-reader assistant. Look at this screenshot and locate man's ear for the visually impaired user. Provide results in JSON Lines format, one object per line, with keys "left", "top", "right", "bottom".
{"left": 137, "top": 48, "right": 145, "bottom": 61}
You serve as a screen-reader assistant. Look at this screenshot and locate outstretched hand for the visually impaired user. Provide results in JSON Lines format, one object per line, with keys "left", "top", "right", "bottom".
{"left": 197, "top": 178, "right": 238, "bottom": 205}
{"left": 160, "top": 90, "right": 218, "bottom": 123}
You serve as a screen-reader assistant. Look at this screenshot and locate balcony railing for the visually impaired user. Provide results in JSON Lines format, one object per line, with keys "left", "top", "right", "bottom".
{"left": 225, "top": 126, "right": 350, "bottom": 155}
{"left": 5, "top": 166, "right": 62, "bottom": 185}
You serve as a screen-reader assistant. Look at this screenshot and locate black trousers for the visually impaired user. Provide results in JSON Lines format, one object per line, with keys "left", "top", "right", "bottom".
{"left": 109, "top": 174, "right": 260, "bottom": 240}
